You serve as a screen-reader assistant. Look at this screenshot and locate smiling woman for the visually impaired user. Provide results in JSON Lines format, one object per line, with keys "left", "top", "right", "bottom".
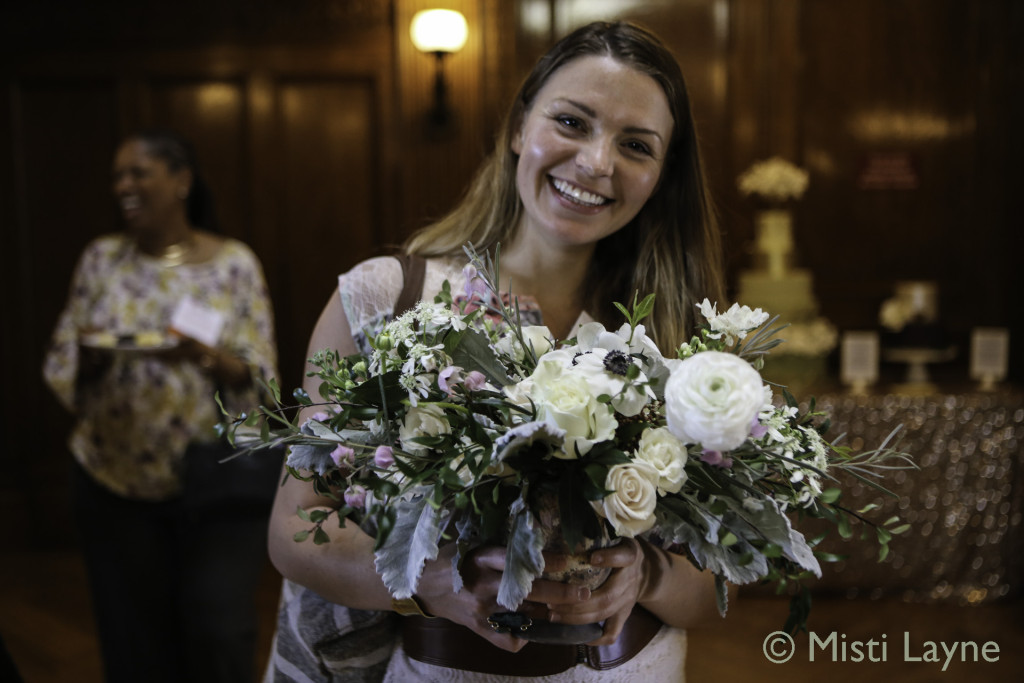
{"left": 42, "top": 129, "right": 279, "bottom": 683}
{"left": 261, "top": 20, "right": 727, "bottom": 683}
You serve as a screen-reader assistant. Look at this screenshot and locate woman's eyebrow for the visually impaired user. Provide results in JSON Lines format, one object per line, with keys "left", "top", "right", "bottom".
{"left": 556, "top": 98, "right": 665, "bottom": 143}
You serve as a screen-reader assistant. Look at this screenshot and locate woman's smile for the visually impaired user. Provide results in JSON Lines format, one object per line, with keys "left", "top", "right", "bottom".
{"left": 550, "top": 177, "right": 612, "bottom": 210}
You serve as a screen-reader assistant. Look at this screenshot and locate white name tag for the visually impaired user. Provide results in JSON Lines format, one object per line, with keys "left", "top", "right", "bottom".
{"left": 170, "top": 296, "right": 225, "bottom": 347}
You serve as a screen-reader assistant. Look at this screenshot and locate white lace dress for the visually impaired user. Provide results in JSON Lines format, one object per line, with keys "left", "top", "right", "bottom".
{"left": 265, "top": 255, "right": 687, "bottom": 682}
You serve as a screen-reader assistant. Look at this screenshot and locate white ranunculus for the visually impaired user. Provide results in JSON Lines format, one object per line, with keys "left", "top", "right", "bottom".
{"left": 664, "top": 351, "right": 764, "bottom": 452}
{"left": 593, "top": 461, "right": 660, "bottom": 537}
{"left": 520, "top": 351, "right": 617, "bottom": 458}
{"left": 398, "top": 403, "right": 451, "bottom": 453}
{"left": 634, "top": 427, "right": 688, "bottom": 494}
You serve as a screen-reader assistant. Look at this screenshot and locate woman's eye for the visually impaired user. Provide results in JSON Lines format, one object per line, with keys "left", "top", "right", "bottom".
{"left": 625, "top": 140, "right": 653, "bottom": 156}
{"left": 556, "top": 115, "right": 583, "bottom": 131}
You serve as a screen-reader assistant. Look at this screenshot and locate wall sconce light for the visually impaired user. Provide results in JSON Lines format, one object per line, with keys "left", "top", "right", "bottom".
{"left": 410, "top": 9, "right": 468, "bottom": 134}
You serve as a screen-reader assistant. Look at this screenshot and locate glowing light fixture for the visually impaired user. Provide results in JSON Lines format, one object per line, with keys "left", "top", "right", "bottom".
{"left": 410, "top": 9, "right": 468, "bottom": 53}
{"left": 410, "top": 9, "right": 468, "bottom": 134}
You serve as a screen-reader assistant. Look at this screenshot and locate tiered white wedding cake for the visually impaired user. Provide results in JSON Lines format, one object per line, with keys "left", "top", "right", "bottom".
{"left": 736, "top": 210, "right": 820, "bottom": 325}
{"left": 735, "top": 158, "right": 836, "bottom": 390}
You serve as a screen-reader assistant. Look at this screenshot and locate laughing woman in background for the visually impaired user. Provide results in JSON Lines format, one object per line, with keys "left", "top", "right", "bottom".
{"left": 43, "top": 129, "right": 278, "bottom": 683}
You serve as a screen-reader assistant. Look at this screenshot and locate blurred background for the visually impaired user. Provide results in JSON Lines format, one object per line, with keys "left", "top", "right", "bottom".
{"left": 1, "top": 1, "right": 1021, "bottom": 681}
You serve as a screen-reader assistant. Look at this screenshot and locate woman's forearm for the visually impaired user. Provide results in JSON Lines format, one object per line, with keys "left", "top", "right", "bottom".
{"left": 267, "top": 475, "right": 396, "bottom": 610}
{"left": 637, "top": 541, "right": 725, "bottom": 629}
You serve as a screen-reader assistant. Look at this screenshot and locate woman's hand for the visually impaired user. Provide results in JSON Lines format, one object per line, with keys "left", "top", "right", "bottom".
{"left": 412, "top": 544, "right": 595, "bottom": 653}
{"left": 541, "top": 538, "right": 649, "bottom": 646}
{"left": 163, "top": 334, "right": 251, "bottom": 387}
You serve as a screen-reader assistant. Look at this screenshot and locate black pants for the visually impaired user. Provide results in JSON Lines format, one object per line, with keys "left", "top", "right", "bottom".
{"left": 72, "top": 462, "right": 271, "bottom": 683}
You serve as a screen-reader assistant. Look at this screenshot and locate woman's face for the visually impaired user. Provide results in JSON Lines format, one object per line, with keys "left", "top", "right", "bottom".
{"left": 511, "top": 55, "right": 673, "bottom": 251}
{"left": 111, "top": 139, "right": 190, "bottom": 237}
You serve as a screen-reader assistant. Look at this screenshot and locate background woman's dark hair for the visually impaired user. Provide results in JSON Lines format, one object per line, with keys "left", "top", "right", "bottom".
{"left": 128, "top": 128, "right": 220, "bottom": 232}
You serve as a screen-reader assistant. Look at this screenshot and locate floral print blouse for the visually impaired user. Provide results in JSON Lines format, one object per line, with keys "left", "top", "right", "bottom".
{"left": 43, "top": 233, "right": 278, "bottom": 500}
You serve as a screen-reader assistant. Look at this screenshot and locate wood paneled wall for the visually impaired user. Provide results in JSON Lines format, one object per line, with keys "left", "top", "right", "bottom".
{"left": 540, "top": 0, "right": 1023, "bottom": 384}
{"left": 3, "top": 1, "right": 1022, "bottom": 483}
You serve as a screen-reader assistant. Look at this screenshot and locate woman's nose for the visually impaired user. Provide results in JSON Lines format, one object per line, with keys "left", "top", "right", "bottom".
{"left": 112, "top": 172, "right": 130, "bottom": 194}
{"left": 575, "top": 138, "right": 613, "bottom": 177}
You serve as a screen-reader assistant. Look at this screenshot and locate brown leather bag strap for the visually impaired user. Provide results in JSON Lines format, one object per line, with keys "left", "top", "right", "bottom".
{"left": 394, "top": 253, "right": 426, "bottom": 317}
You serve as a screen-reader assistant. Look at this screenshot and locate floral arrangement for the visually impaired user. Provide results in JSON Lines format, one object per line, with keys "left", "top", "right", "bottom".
{"left": 768, "top": 318, "right": 839, "bottom": 357}
{"left": 737, "top": 156, "right": 810, "bottom": 203}
{"left": 221, "top": 247, "right": 912, "bottom": 634}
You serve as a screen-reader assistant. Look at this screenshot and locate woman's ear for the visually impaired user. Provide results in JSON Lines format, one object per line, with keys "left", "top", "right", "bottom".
{"left": 175, "top": 168, "right": 195, "bottom": 199}
{"left": 509, "top": 112, "right": 525, "bottom": 156}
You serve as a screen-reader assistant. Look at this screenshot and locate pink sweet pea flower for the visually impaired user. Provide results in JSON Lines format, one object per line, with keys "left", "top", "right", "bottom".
{"left": 343, "top": 484, "right": 367, "bottom": 509}
{"left": 464, "top": 370, "right": 487, "bottom": 392}
{"left": 438, "top": 365, "right": 462, "bottom": 395}
{"left": 374, "top": 445, "right": 395, "bottom": 468}
{"left": 700, "top": 450, "right": 734, "bottom": 468}
{"left": 462, "top": 264, "right": 490, "bottom": 304}
{"left": 330, "top": 444, "right": 356, "bottom": 469}
{"left": 749, "top": 418, "right": 768, "bottom": 440}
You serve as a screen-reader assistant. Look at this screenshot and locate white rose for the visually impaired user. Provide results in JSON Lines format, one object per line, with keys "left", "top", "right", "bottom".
{"left": 664, "top": 351, "right": 764, "bottom": 452}
{"left": 521, "top": 325, "right": 554, "bottom": 358}
{"left": 592, "top": 461, "right": 660, "bottom": 538}
{"left": 634, "top": 427, "right": 688, "bottom": 494}
{"left": 526, "top": 351, "right": 616, "bottom": 458}
{"left": 398, "top": 403, "right": 452, "bottom": 453}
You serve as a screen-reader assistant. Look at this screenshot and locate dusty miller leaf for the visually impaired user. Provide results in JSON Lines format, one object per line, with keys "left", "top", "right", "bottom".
{"left": 497, "top": 498, "right": 545, "bottom": 610}
{"left": 373, "top": 490, "right": 444, "bottom": 599}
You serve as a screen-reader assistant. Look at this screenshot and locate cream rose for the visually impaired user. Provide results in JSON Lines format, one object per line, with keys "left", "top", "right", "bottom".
{"left": 398, "top": 403, "right": 451, "bottom": 453}
{"left": 634, "top": 427, "right": 688, "bottom": 494}
{"left": 593, "top": 461, "right": 660, "bottom": 537}
{"left": 507, "top": 351, "right": 617, "bottom": 458}
{"left": 664, "top": 351, "right": 764, "bottom": 452}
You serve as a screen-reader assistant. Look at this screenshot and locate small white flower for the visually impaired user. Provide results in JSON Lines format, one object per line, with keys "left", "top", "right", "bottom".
{"left": 398, "top": 372, "right": 432, "bottom": 406}
{"left": 697, "top": 299, "right": 770, "bottom": 346}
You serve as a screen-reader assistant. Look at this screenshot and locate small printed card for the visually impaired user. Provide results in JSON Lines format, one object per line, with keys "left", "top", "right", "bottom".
{"left": 170, "top": 296, "right": 225, "bottom": 347}
{"left": 970, "top": 327, "right": 1009, "bottom": 383}
{"left": 841, "top": 331, "right": 879, "bottom": 389}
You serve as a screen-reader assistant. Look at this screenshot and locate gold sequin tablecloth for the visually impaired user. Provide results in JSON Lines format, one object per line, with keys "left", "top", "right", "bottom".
{"left": 802, "top": 390, "right": 1024, "bottom": 604}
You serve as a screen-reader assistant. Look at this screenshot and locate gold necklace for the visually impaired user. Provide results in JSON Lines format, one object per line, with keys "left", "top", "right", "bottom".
{"left": 152, "top": 236, "right": 194, "bottom": 267}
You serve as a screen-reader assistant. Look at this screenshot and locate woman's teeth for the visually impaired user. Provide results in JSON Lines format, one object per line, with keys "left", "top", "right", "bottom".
{"left": 552, "top": 178, "right": 607, "bottom": 207}
{"left": 121, "top": 196, "right": 141, "bottom": 210}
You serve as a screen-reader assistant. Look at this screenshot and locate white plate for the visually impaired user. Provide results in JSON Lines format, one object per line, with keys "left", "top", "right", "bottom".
{"left": 80, "top": 332, "right": 179, "bottom": 352}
